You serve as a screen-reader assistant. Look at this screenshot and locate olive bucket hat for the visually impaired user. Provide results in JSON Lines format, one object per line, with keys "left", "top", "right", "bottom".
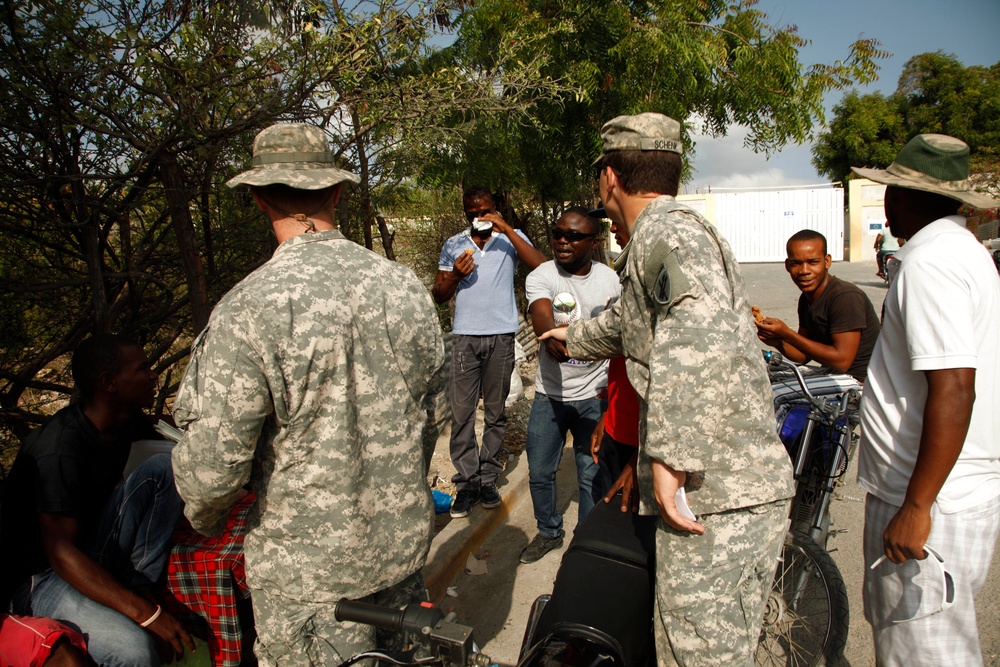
{"left": 851, "top": 134, "right": 997, "bottom": 209}
{"left": 227, "top": 123, "right": 361, "bottom": 190}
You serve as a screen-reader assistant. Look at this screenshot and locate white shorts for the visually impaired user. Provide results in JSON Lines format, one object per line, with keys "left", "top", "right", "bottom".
{"left": 863, "top": 493, "right": 1000, "bottom": 667}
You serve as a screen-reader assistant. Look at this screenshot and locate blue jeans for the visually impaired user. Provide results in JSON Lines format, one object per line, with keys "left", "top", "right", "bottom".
{"left": 13, "top": 453, "right": 183, "bottom": 667}
{"left": 526, "top": 394, "right": 603, "bottom": 538}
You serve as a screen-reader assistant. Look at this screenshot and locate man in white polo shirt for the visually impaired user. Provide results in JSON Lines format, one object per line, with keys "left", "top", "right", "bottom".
{"left": 853, "top": 134, "right": 1000, "bottom": 666}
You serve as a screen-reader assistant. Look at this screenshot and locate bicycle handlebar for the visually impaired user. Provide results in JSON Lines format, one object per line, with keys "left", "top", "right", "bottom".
{"left": 334, "top": 600, "right": 491, "bottom": 667}
{"left": 763, "top": 350, "right": 817, "bottom": 403}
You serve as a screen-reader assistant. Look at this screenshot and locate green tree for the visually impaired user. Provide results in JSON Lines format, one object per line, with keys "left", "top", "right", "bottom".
{"left": 810, "top": 91, "right": 905, "bottom": 182}
{"left": 425, "top": 0, "right": 887, "bottom": 218}
{"left": 813, "top": 52, "right": 1000, "bottom": 185}
{"left": 0, "top": 0, "right": 570, "bottom": 442}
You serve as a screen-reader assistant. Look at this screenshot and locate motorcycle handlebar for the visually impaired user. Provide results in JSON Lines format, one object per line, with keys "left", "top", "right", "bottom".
{"left": 334, "top": 599, "right": 444, "bottom": 635}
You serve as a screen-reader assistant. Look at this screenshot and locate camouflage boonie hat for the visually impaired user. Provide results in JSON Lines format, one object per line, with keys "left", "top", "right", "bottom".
{"left": 593, "top": 112, "right": 684, "bottom": 165}
{"left": 227, "top": 123, "right": 361, "bottom": 190}
{"left": 851, "top": 134, "right": 997, "bottom": 209}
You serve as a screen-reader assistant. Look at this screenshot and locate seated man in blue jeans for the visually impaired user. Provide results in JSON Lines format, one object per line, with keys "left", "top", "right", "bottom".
{"left": 1, "top": 334, "right": 192, "bottom": 666}
{"left": 520, "top": 207, "right": 621, "bottom": 564}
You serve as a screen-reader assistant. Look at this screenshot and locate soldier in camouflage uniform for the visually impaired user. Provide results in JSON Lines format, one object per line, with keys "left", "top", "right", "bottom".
{"left": 171, "top": 124, "right": 445, "bottom": 666}
{"left": 542, "top": 113, "right": 794, "bottom": 666}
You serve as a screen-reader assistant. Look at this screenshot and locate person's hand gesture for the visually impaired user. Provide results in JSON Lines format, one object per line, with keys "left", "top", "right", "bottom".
{"left": 881, "top": 503, "right": 932, "bottom": 564}
{"left": 147, "top": 608, "right": 197, "bottom": 661}
{"left": 453, "top": 250, "right": 475, "bottom": 277}
{"left": 603, "top": 447, "right": 640, "bottom": 513}
{"left": 590, "top": 414, "right": 607, "bottom": 465}
{"left": 651, "top": 460, "right": 704, "bottom": 534}
{"left": 755, "top": 317, "right": 788, "bottom": 347}
{"left": 538, "top": 327, "right": 568, "bottom": 343}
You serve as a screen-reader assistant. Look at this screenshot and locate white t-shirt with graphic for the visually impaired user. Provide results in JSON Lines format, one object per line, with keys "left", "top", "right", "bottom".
{"left": 526, "top": 260, "right": 621, "bottom": 401}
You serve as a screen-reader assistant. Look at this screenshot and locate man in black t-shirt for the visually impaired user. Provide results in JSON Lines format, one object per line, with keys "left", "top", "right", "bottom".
{"left": 1, "top": 334, "right": 193, "bottom": 665}
{"left": 756, "top": 230, "right": 880, "bottom": 382}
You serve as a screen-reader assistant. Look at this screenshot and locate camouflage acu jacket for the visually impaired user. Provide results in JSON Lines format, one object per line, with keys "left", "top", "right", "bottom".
{"left": 568, "top": 198, "right": 793, "bottom": 515}
{"left": 172, "top": 229, "right": 445, "bottom": 602}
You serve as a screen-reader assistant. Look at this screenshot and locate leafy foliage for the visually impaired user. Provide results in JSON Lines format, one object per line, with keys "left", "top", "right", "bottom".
{"left": 423, "top": 0, "right": 888, "bottom": 216}
{"left": 0, "top": 0, "right": 889, "bottom": 446}
{"left": 813, "top": 52, "right": 1000, "bottom": 188}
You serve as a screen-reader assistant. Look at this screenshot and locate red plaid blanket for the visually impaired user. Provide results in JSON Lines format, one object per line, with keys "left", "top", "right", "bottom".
{"left": 161, "top": 492, "right": 256, "bottom": 667}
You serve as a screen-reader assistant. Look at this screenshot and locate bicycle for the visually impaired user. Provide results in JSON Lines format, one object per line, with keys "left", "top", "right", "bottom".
{"left": 755, "top": 351, "right": 862, "bottom": 667}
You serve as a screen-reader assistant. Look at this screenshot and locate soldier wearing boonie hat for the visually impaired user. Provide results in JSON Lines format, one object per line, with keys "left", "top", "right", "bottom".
{"left": 173, "top": 123, "right": 445, "bottom": 664}
{"left": 226, "top": 123, "right": 361, "bottom": 233}
{"left": 854, "top": 134, "right": 1000, "bottom": 666}
{"left": 542, "top": 111, "right": 795, "bottom": 665}
{"left": 227, "top": 123, "right": 361, "bottom": 190}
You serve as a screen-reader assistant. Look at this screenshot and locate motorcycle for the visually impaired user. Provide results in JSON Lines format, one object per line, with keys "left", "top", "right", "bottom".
{"left": 335, "top": 352, "right": 861, "bottom": 667}
{"left": 334, "top": 496, "right": 654, "bottom": 667}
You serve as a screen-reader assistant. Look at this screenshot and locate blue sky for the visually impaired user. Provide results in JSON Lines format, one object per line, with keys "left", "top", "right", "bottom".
{"left": 684, "top": 0, "right": 1000, "bottom": 193}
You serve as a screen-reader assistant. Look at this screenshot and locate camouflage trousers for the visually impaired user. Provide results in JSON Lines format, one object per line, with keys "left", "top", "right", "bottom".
{"left": 653, "top": 498, "right": 789, "bottom": 667}
{"left": 251, "top": 570, "right": 427, "bottom": 667}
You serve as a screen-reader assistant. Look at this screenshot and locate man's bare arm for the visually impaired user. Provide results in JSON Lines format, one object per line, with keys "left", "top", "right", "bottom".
{"left": 881, "top": 367, "right": 975, "bottom": 564}
{"left": 529, "top": 298, "right": 569, "bottom": 362}
{"left": 483, "top": 213, "right": 545, "bottom": 269}
{"left": 40, "top": 513, "right": 195, "bottom": 655}
{"left": 757, "top": 318, "right": 860, "bottom": 371}
{"left": 431, "top": 251, "right": 475, "bottom": 304}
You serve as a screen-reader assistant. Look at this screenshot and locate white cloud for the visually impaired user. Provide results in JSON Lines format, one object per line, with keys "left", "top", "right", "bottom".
{"left": 684, "top": 122, "right": 828, "bottom": 193}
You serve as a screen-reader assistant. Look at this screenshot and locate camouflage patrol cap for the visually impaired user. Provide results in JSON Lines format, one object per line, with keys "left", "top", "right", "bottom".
{"left": 227, "top": 123, "right": 361, "bottom": 190}
{"left": 851, "top": 134, "right": 997, "bottom": 209}
{"left": 593, "top": 112, "right": 684, "bottom": 165}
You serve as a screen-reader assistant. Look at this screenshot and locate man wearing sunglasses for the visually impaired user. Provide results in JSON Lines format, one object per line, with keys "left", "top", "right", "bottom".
{"left": 519, "top": 207, "right": 620, "bottom": 564}
{"left": 540, "top": 113, "right": 793, "bottom": 665}
{"left": 433, "top": 186, "right": 546, "bottom": 519}
{"left": 853, "top": 135, "right": 1000, "bottom": 665}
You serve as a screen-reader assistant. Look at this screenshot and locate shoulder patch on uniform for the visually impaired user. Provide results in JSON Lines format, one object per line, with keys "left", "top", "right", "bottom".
{"left": 645, "top": 239, "right": 690, "bottom": 306}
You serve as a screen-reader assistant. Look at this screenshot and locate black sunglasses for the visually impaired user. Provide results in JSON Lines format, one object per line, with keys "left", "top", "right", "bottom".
{"left": 551, "top": 228, "right": 598, "bottom": 242}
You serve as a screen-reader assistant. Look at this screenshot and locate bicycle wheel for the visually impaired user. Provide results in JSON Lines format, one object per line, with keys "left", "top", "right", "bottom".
{"left": 755, "top": 531, "right": 849, "bottom": 667}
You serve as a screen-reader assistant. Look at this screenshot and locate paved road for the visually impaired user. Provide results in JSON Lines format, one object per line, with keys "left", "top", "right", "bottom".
{"left": 430, "top": 259, "right": 1000, "bottom": 666}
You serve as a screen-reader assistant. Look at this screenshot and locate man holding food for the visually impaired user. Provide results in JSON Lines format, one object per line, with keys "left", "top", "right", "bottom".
{"left": 432, "top": 185, "right": 546, "bottom": 518}
{"left": 755, "top": 229, "right": 880, "bottom": 383}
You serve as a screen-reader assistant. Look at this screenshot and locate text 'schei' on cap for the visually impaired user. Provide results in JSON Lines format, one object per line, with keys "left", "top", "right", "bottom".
{"left": 594, "top": 113, "right": 684, "bottom": 165}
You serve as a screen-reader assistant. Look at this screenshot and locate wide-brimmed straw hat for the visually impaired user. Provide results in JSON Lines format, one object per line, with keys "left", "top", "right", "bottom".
{"left": 851, "top": 134, "right": 997, "bottom": 209}
{"left": 227, "top": 123, "right": 360, "bottom": 190}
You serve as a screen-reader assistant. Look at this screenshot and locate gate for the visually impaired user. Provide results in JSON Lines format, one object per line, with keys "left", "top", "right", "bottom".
{"left": 710, "top": 188, "right": 845, "bottom": 263}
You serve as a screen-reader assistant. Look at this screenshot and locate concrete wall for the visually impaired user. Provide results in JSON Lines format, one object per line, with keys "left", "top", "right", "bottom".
{"left": 847, "top": 178, "right": 887, "bottom": 263}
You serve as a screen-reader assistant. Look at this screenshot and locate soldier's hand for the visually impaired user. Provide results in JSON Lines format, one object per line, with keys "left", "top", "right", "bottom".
{"left": 538, "top": 326, "right": 568, "bottom": 343}
{"left": 651, "top": 460, "right": 704, "bottom": 534}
